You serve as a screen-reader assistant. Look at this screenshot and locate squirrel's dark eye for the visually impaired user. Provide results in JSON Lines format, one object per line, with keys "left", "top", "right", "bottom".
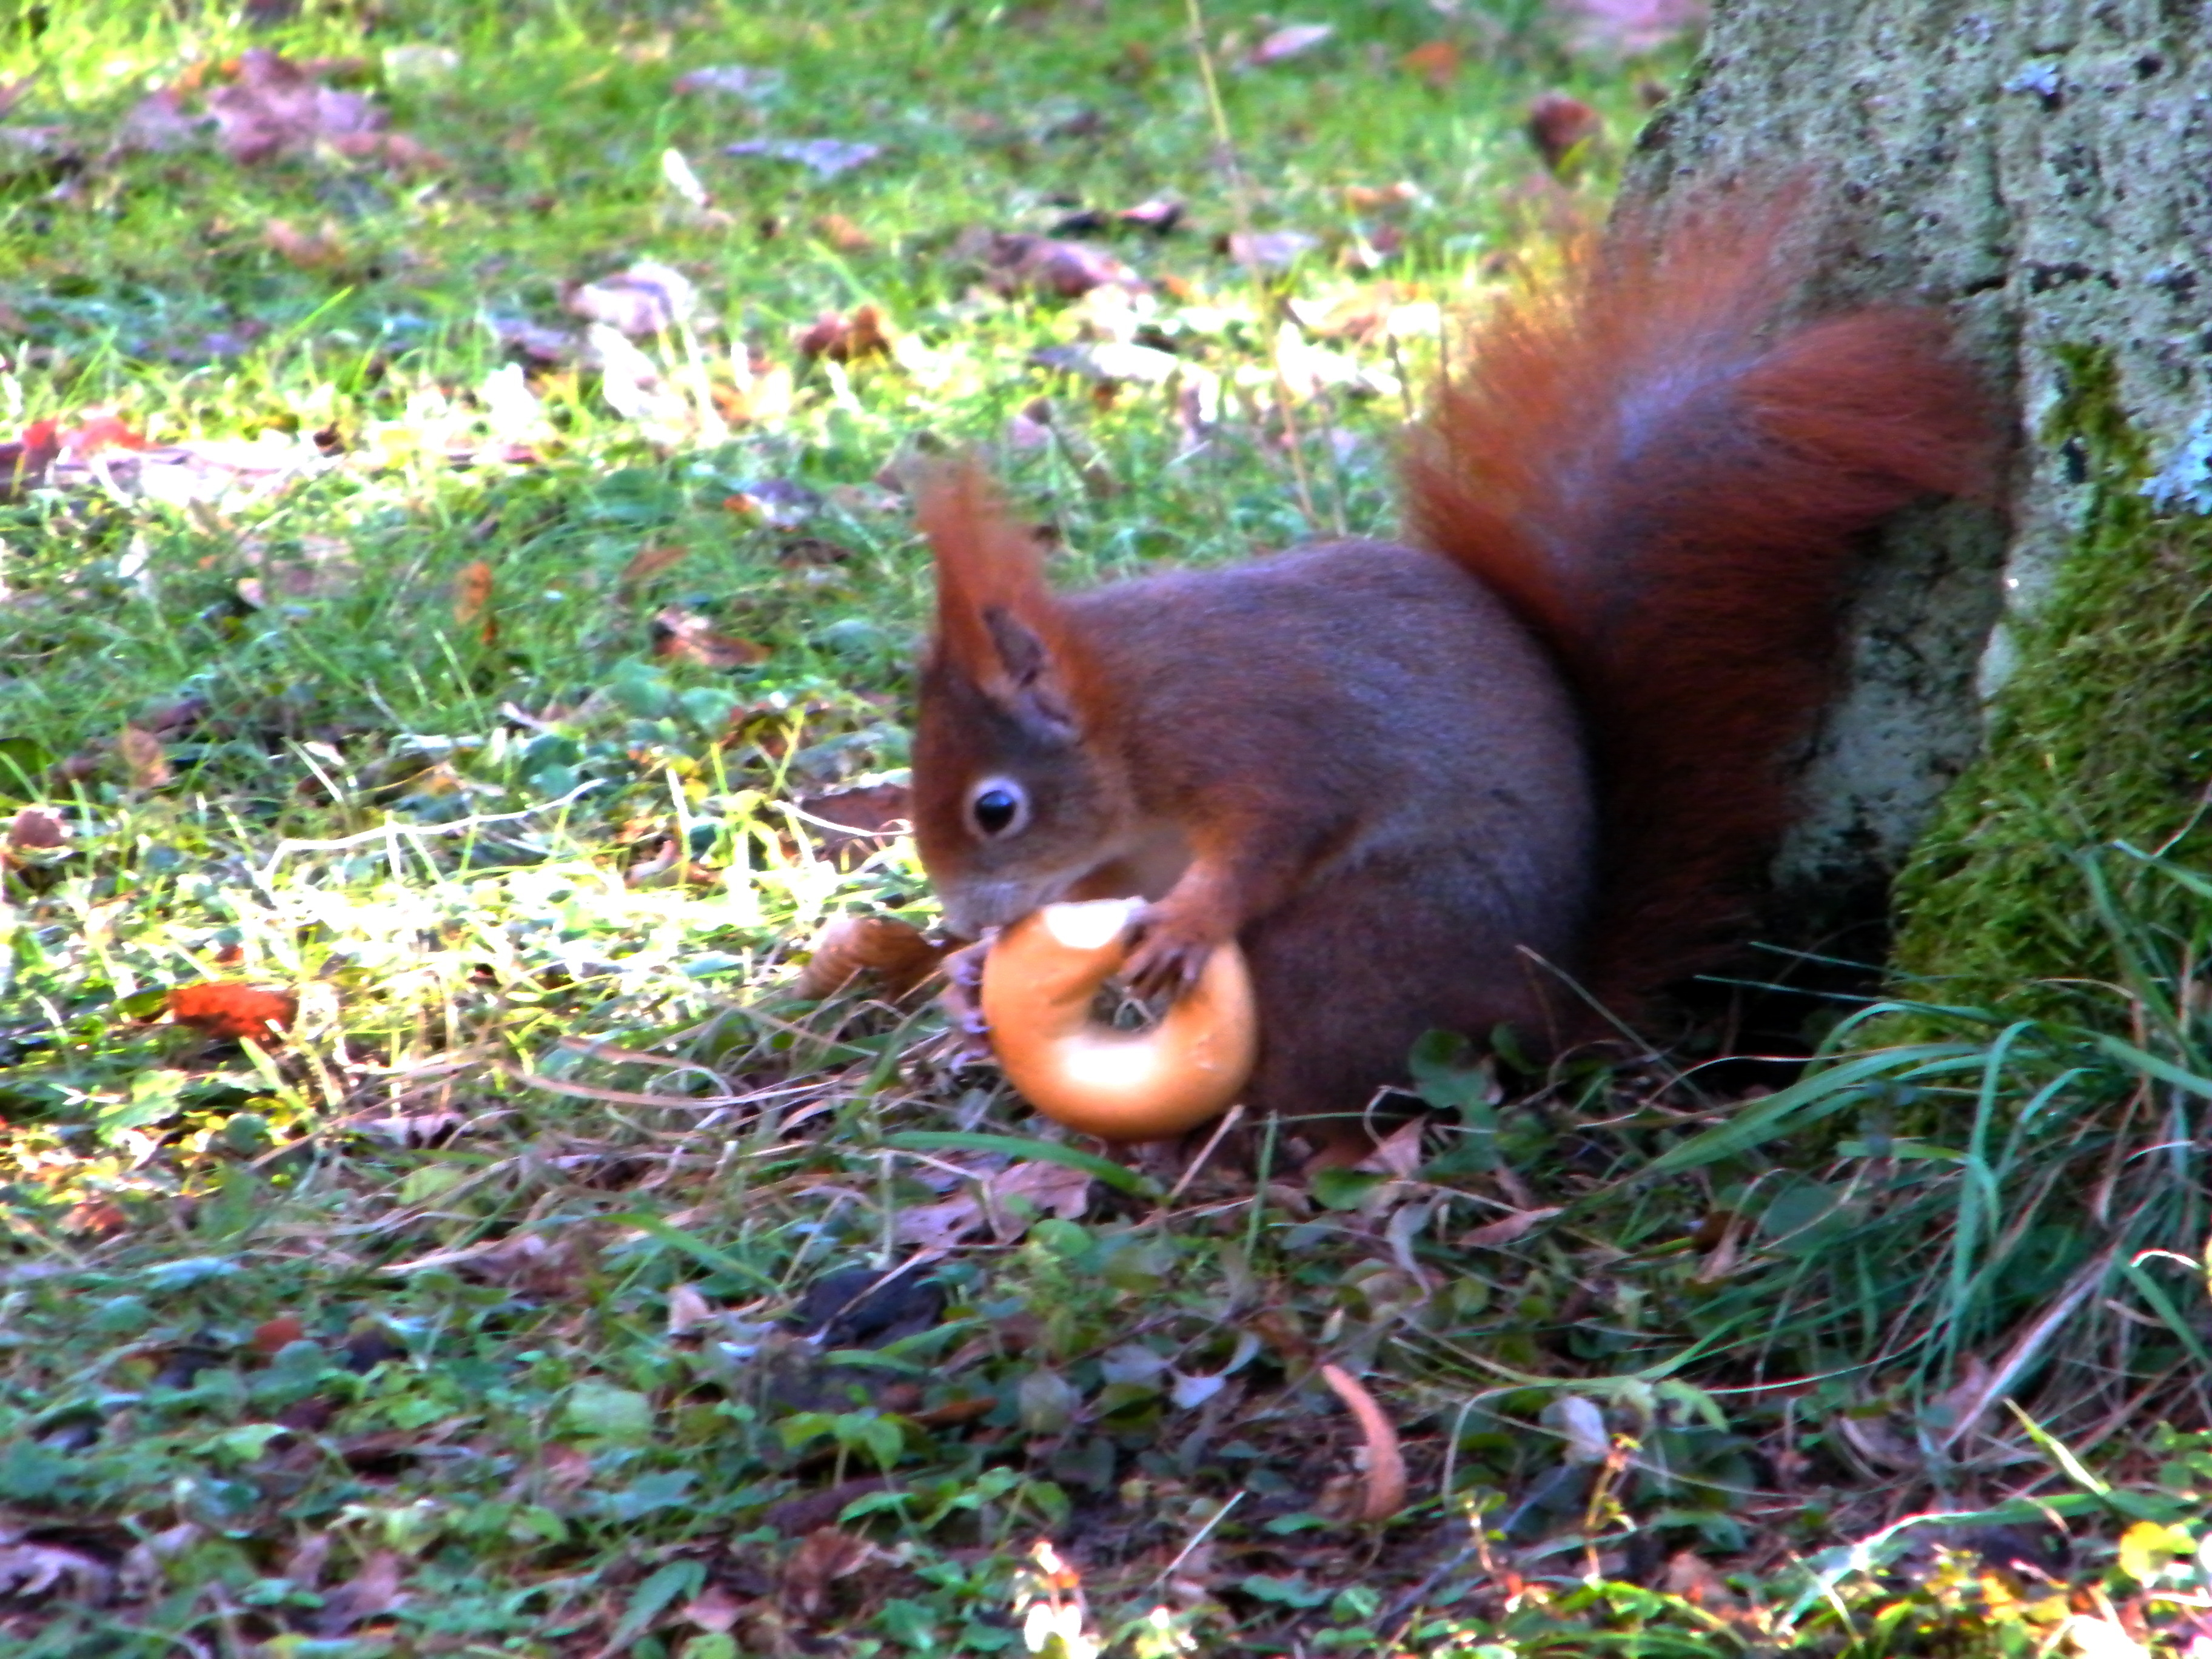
{"left": 967, "top": 777, "right": 1029, "bottom": 839}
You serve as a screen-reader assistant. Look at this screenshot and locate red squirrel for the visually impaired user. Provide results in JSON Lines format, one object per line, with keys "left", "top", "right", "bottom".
{"left": 907, "top": 193, "right": 1995, "bottom": 1155}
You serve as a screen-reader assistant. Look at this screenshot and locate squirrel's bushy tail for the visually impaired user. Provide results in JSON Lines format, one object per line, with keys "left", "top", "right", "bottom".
{"left": 1404, "top": 190, "right": 1997, "bottom": 1021}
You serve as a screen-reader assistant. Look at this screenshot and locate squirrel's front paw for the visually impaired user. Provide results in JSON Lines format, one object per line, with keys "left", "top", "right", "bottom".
{"left": 936, "top": 937, "right": 996, "bottom": 1063}
{"left": 1122, "top": 902, "right": 1228, "bottom": 999}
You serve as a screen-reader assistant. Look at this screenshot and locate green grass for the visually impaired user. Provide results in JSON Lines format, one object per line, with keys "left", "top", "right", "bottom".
{"left": 5, "top": 2, "right": 2212, "bottom": 1655}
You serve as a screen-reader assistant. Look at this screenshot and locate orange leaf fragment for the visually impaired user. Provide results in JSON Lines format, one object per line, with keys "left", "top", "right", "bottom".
{"left": 618, "top": 543, "right": 688, "bottom": 589}
{"left": 168, "top": 982, "right": 298, "bottom": 1041}
{"left": 791, "top": 304, "right": 891, "bottom": 363}
{"left": 117, "top": 725, "right": 171, "bottom": 792}
{"left": 253, "top": 1315, "right": 307, "bottom": 1355}
{"left": 649, "top": 606, "right": 767, "bottom": 669}
{"left": 452, "top": 560, "right": 497, "bottom": 644}
{"left": 1318, "top": 1362, "right": 1407, "bottom": 1521}
{"left": 1401, "top": 39, "right": 1461, "bottom": 88}
{"left": 793, "top": 914, "right": 943, "bottom": 1001}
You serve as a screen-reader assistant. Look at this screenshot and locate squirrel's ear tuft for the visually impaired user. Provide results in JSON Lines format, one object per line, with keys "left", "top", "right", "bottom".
{"left": 916, "top": 460, "right": 1093, "bottom": 736}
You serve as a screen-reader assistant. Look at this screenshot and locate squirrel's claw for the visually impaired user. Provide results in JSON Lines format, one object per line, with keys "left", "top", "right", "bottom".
{"left": 937, "top": 937, "right": 995, "bottom": 1059}
{"left": 1122, "top": 903, "right": 1221, "bottom": 1000}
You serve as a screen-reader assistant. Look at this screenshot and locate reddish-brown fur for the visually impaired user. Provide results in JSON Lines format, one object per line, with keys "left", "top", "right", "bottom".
{"left": 910, "top": 189, "right": 1997, "bottom": 1153}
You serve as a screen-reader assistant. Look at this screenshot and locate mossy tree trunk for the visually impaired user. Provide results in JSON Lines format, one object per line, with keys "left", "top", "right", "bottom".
{"left": 1626, "top": 1, "right": 2212, "bottom": 932}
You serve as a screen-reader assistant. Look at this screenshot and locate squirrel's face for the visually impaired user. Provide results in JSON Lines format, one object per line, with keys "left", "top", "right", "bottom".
{"left": 911, "top": 615, "right": 1136, "bottom": 939}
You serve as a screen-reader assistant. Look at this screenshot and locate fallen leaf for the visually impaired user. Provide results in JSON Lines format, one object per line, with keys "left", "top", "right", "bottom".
{"left": 0, "top": 1533, "right": 113, "bottom": 1601}
{"left": 1457, "top": 1205, "right": 1563, "bottom": 1248}
{"left": 1318, "top": 1363, "right": 1407, "bottom": 1520}
{"left": 651, "top": 606, "right": 768, "bottom": 669}
{"left": 792, "top": 304, "right": 891, "bottom": 362}
{"left": 619, "top": 544, "right": 689, "bottom": 588}
{"left": 780, "top": 1527, "right": 873, "bottom": 1620}
{"left": 61, "top": 1199, "right": 129, "bottom": 1238}
{"left": 451, "top": 559, "right": 495, "bottom": 642}
{"left": 1401, "top": 39, "right": 1462, "bottom": 87}
{"left": 666, "top": 1284, "right": 714, "bottom": 1336}
{"left": 1118, "top": 196, "right": 1184, "bottom": 235}
{"left": 812, "top": 213, "right": 875, "bottom": 253}
{"left": 317, "top": 1547, "right": 403, "bottom": 1635}
{"left": 1247, "top": 23, "right": 1335, "bottom": 65}
{"left": 209, "top": 49, "right": 380, "bottom": 165}
{"left": 1356, "top": 1118, "right": 1427, "bottom": 1179}
{"left": 1661, "top": 1550, "right": 1742, "bottom": 1608}
{"left": 117, "top": 725, "right": 171, "bottom": 791}
{"left": 1527, "top": 91, "right": 1604, "bottom": 173}
{"left": 563, "top": 261, "right": 697, "bottom": 337}
{"left": 725, "top": 136, "right": 880, "bottom": 179}
{"left": 988, "top": 234, "right": 1144, "bottom": 300}
{"left": 793, "top": 782, "right": 910, "bottom": 869}
{"left": 263, "top": 216, "right": 347, "bottom": 269}
{"left": 253, "top": 1315, "right": 308, "bottom": 1355}
{"left": 7, "top": 806, "right": 64, "bottom": 849}
{"left": 793, "top": 914, "right": 942, "bottom": 1000}
{"left": 682, "top": 1584, "right": 744, "bottom": 1632}
{"left": 168, "top": 982, "right": 298, "bottom": 1041}
{"left": 893, "top": 1158, "right": 1091, "bottom": 1247}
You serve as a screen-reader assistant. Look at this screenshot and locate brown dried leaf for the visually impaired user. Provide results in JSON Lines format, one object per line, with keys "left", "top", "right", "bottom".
{"left": 988, "top": 234, "right": 1144, "bottom": 300}
{"left": 452, "top": 559, "right": 495, "bottom": 643}
{"left": 61, "top": 1199, "right": 129, "bottom": 1238}
{"left": 167, "top": 982, "right": 298, "bottom": 1041}
{"left": 682, "top": 1584, "right": 745, "bottom": 1633}
{"left": 792, "top": 303, "right": 892, "bottom": 363}
{"left": 813, "top": 213, "right": 876, "bottom": 253}
{"left": 263, "top": 216, "right": 347, "bottom": 269}
{"left": 619, "top": 543, "right": 689, "bottom": 589}
{"left": 118, "top": 725, "right": 171, "bottom": 791}
{"left": 253, "top": 1314, "right": 308, "bottom": 1355}
{"left": 209, "top": 49, "right": 382, "bottom": 166}
{"left": 780, "top": 1527, "right": 873, "bottom": 1620}
{"left": 1318, "top": 1362, "right": 1407, "bottom": 1520}
{"left": 7, "top": 806, "right": 64, "bottom": 849}
{"left": 1527, "top": 91, "right": 1604, "bottom": 174}
{"left": 651, "top": 605, "right": 768, "bottom": 669}
{"left": 1661, "top": 1550, "right": 1743, "bottom": 1608}
{"left": 793, "top": 782, "right": 910, "bottom": 870}
{"left": 794, "top": 914, "right": 942, "bottom": 1001}
{"left": 1457, "top": 1205, "right": 1563, "bottom": 1249}
{"left": 666, "top": 1283, "right": 715, "bottom": 1336}
{"left": 0, "top": 1535, "right": 113, "bottom": 1602}
{"left": 1356, "top": 1118, "right": 1427, "bottom": 1179}
{"left": 317, "top": 1547, "right": 402, "bottom": 1635}
{"left": 1401, "top": 39, "right": 1462, "bottom": 87}
{"left": 1118, "top": 196, "right": 1183, "bottom": 235}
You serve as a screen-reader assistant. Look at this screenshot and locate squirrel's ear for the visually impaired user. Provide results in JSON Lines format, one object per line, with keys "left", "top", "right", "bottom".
{"left": 980, "top": 603, "right": 1079, "bottom": 737}
{"left": 917, "top": 461, "right": 1091, "bottom": 739}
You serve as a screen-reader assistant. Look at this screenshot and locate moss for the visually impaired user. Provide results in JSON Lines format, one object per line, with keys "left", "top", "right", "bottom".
{"left": 1889, "top": 346, "right": 2212, "bottom": 1016}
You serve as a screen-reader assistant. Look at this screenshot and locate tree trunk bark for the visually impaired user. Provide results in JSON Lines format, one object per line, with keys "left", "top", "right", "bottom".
{"left": 1626, "top": 0, "right": 2212, "bottom": 908}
